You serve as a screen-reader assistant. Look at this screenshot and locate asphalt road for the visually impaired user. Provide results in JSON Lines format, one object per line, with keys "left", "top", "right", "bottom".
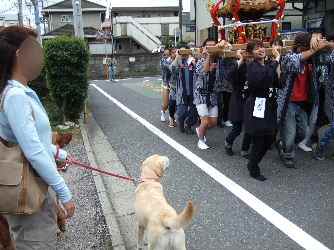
{"left": 88, "top": 77, "right": 334, "bottom": 250}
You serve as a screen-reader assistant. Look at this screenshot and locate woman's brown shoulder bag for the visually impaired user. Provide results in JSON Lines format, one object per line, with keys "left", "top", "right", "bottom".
{"left": 0, "top": 87, "right": 48, "bottom": 215}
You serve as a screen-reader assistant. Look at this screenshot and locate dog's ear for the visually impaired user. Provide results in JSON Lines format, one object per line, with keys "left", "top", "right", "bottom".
{"left": 142, "top": 154, "right": 159, "bottom": 166}
{"left": 159, "top": 156, "right": 169, "bottom": 171}
{"left": 154, "top": 156, "right": 169, "bottom": 177}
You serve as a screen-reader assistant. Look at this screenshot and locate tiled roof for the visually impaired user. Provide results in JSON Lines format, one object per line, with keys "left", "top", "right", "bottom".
{"left": 44, "top": 0, "right": 105, "bottom": 10}
{"left": 110, "top": 0, "right": 178, "bottom": 8}
{"left": 43, "top": 24, "right": 98, "bottom": 37}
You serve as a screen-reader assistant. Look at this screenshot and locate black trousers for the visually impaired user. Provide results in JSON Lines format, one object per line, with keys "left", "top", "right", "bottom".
{"left": 177, "top": 96, "right": 198, "bottom": 128}
{"left": 217, "top": 92, "right": 224, "bottom": 125}
{"left": 169, "top": 100, "right": 177, "bottom": 120}
{"left": 222, "top": 91, "right": 231, "bottom": 122}
{"left": 226, "top": 121, "right": 252, "bottom": 151}
{"left": 247, "top": 134, "right": 275, "bottom": 176}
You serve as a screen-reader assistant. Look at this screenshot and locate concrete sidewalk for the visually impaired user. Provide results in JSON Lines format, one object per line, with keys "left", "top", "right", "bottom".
{"left": 56, "top": 129, "right": 112, "bottom": 250}
{"left": 80, "top": 116, "right": 137, "bottom": 250}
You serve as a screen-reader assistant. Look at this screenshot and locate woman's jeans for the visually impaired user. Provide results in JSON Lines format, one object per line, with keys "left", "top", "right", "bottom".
{"left": 281, "top": 103, "right": 308, "bottom": 160}
{"left": 319, "top": 120, "right": 334, "bottom": 150}
{"left": 109, "top": 67, "right": 115, "bottom": 81}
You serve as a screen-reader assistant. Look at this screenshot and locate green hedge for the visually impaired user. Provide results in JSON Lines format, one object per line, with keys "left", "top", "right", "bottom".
{"left": 44, "top": 36, "right": 89, "bottom": 122}
{"left": 30, "top": 68, "right": 48, "bottom": 98}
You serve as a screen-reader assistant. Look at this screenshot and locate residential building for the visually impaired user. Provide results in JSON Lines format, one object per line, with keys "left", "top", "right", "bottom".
{"left": 41, "top": 0, "right": 195, "bottom": 79}
{"left": 299, "top": 0, "right": 334, "bottom": 34}
{"left": 42, "top": 0, "right": 107, "bottom": 79}
{"left": 109, "top": 1, "right": 195, "bottom": 78}
{"left": 42, "top": 0, "right": 106, "bottom": 33}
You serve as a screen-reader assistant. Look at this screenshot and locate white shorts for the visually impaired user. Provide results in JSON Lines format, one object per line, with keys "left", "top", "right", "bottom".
{"left": 196, "top": 104, "right": 218, "bottom": 118}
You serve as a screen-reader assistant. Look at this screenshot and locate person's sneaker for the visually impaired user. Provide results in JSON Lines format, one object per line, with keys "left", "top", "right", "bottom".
{"left": 314, "top": 145, "right": 325, "bottom": 161}
{"left": 160, "top": 111, "right": 166, "bottom": 122}
{"left": 298, "top": 142, "right": 312, "bottom": 152}
{"left": 283, "top": 158, "right": 296, "bottom": 168}
{"left": 224, "top": 120, "right": 233, "bottom": 127}
{"left": 224, "top": 140, "right": 234, "bottom": 156}
{"left": 276, "top": 140, "right": 285, "bottom": 160}
{"left": 197, "top": 140, "right": 209, "bottom": 150}
{"left": 240, "top": 150, "right": 249, "bottom": 159}
{"left": 168, "top": 117, "right": 176, "bottom": 128}
{"left": 195, "top": 127, "right": 207, "bottom": 142}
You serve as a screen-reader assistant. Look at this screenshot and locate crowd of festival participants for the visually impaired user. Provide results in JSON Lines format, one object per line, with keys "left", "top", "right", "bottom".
{"left": 159, "top": 32, "right": 334, "bottom": 182}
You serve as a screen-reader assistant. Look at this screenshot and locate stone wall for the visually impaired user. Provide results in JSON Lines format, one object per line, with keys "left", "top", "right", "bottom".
{"left": 89, "top": 53, "right": 161, "bottom": 80}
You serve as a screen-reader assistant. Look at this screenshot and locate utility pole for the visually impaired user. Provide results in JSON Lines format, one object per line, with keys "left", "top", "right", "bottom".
{"left": 194, "top": 0, "right": 197, "bottom": 46}
{"left": 41, "top": 0, "right": 46, "bottom": 34}
{"left": 72, "top": 0, "right": 84, "bottom": 38}
{"left": 18, "top": 0, "right": 24, "bottom": 25}
{"left": 179, "top": 0, "right": 183, "bottom": 43}
{"left": 31, "top": 0, "right": 42, "bottom": 43}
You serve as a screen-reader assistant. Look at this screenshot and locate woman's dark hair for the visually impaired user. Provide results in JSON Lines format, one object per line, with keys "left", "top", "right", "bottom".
{"left": 0, "top": 26, "right": 37, "bottom": 92}
{"left": 246, "top": 39, "right": 264, "bottom": 53}
{"left": 293, "top": 32, "right": 312, "bottom": 52}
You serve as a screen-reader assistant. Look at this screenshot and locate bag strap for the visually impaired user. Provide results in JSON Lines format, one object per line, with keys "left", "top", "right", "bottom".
{"left": 0, "top": 84, "right": 35, "bottom": 120}
{"left": 0, "top": 84, "right": 35, "bottom": 148}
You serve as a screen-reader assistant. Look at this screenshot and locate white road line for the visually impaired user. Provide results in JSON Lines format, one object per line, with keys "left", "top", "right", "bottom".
{"left": 91, "top": 83, "right": 331, "bottom": 250}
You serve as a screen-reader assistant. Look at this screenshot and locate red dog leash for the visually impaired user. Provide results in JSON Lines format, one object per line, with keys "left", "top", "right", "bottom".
{"left": 58, "top": 157, "right": 136, "bottom": 182}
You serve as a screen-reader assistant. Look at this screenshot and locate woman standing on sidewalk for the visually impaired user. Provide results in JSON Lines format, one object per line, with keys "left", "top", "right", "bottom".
{"left": 0, "top": 26, "right": 75, "bottom": 249}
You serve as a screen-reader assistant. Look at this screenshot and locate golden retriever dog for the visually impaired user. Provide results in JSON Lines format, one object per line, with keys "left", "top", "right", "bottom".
{"left": 135, "top": 155, "right": 195, "bottom": 250}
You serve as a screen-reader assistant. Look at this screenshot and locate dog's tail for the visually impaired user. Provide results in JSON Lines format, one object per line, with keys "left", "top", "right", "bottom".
{"left": 161, "top": 201, "right": 195, "bottom": 230}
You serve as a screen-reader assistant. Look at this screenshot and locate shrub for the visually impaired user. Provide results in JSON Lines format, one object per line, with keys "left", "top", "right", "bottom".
{"left": 161, "top": 36, "right": 174, "bottom": 49}
{"left": 44, "top": 36, "right": 89, "bottom": 122}
{"left": 30, "top": 67, "right": 49, "bottom": 98}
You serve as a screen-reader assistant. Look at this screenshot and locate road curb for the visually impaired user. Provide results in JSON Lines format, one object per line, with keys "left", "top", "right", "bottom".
{"left": 80, "top": 117, "right": 137, "bottom": 250}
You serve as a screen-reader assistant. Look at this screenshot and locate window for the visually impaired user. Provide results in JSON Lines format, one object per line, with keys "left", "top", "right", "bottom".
{"left": 142, "top": 12, "right": 151, "bottom": 18}
{"left": 161, "top": 24, "right": 169, "bottom": 36}
{"left": 282, "top": 22, "right": 291, "bottom": 32}
{"left": 101, "top": 12, "right": 105, "bottom": 23}
{"left": 60, "top": 15, "right": 72, "bottom": 23}
{"left": 186, "top": 22, "right": 196, "bottom": 32}
{"left": 208, "top": 26, "right": 218, "bottom": 42}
